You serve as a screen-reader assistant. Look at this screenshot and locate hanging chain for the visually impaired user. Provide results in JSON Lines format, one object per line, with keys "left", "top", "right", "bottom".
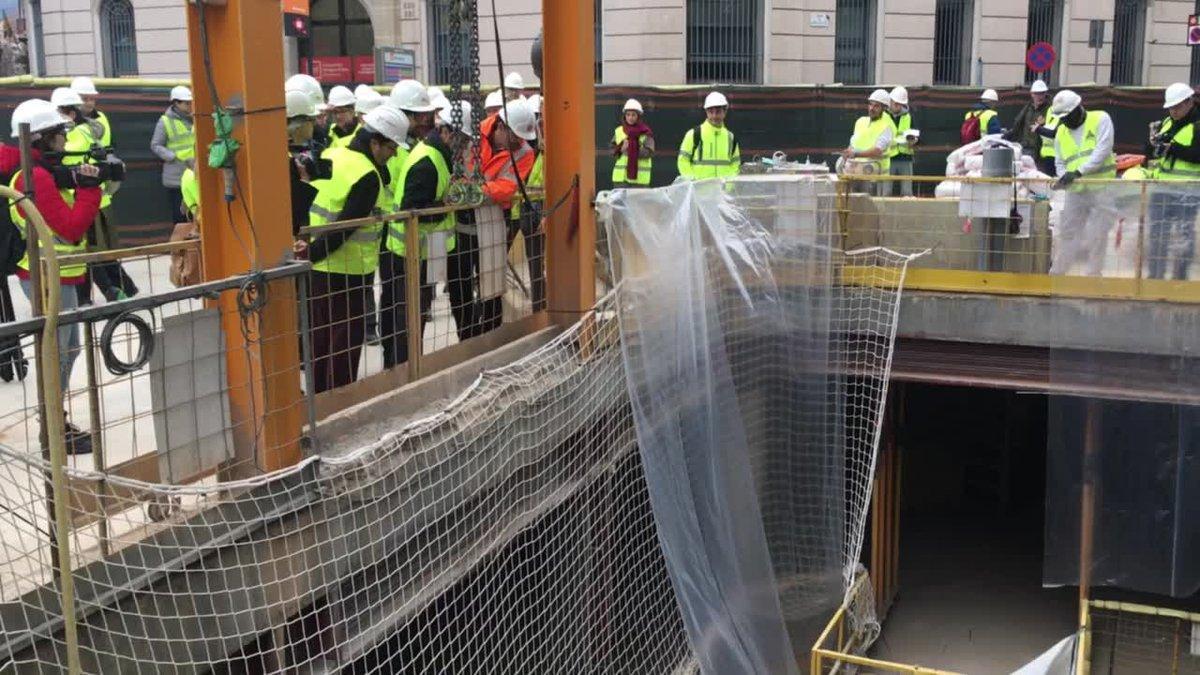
{"left": 444, "top": 0, "right": 483, "bottom": 206}
{"left": 466, "top": 0, "right": 483, "bottom": 181}
{"left": 447, "top": 0, "right": 465, "bottom": 178}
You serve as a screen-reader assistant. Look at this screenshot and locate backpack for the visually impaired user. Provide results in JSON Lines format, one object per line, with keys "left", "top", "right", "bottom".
{"left": 960, "top": 112, "right": 982, "bottom": 145}
{"left": 0, "top": 169, "right": 24, "bottom": 276}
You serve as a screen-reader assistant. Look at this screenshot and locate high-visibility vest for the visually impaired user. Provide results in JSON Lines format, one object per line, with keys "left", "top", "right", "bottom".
{"left": 1039, "top": 111, "right": 1058, "bottom": 159}
{"left": 677, "top": 121, "right": 740, "bottom": 180}
{"left": 386, "top": 145, "right": 410, "bottom": 205}
{"left": 612, "top": 126, "right": 652, "bottom": 185}
{"left": 63, "top": 119, "right": 114, "bottom": 208}
{"left": 161, "top": 113, "right": 194, "bottom": 163}
{"left": 1055, "top": 110, "right": 1116, "bottom": 179}
{"left": 329, "top": 123, "right": 359, "bottom": 149}
{"left": 966, "top": 108, "right": 998, "bottom": 135}
{"left": 308, "top": 147, "right": 385, "bottom": 275}
{"left": 1154, "top": 117, "right": 1200, "bottom": 180}
{"left": 513, "top": 151, "right": 544, "bottom": 220}
{"left": 890, "top": 111, "right": 912, "bottom": 158}
{"left": 8, "top": 171, "right": 87, "bottom": 279}
{"left": 1122, "top": 165, "right": 1149, "bottom": 180}
{"left": 385, "top": 141, "right": 457, "bottom": 257}
{"left": 850, "top": 115, "right": 894, "bottom": 173}
{"left": 180, "top": 168, "right": 200, "bottom": 217}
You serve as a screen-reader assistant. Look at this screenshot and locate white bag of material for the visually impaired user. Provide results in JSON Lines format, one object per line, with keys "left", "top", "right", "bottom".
{"left": 934, "top": 179, "right": 962, "bottom": 198}
{"left": 476, "top": 204, "right": 508, "bottom": 300}
{"left": 426, "top": 232, "right": 449, "bottom": 284}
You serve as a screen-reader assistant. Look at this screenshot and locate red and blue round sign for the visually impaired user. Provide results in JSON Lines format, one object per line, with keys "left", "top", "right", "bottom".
{"left": 1026, "top": 41, "right": 1057, "bottom": 73}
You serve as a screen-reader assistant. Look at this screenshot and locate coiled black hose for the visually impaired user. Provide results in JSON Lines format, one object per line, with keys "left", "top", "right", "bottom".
{"left": 99, "top": 311, "right": 155, "bottom": 376}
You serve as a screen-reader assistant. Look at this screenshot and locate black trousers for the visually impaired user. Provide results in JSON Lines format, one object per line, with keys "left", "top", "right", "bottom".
{"left": 74, "top": 211, "right": 139, "bottom": 306}
{"left": 308, "top": 270, "right": 372, "bottom": 393}
{"left": 447, "top": 232, "right": 505, "bottom": 340}
{"left": 166, "top": 187, "right": 186, "bottom": 224}
{"left": 378, "top": 252, "right": 434, "bottom": 370}
{"left": 513, "top": 214, "right": 546, "bottom": 311}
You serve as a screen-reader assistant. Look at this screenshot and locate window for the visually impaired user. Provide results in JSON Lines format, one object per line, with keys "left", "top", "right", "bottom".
{"left": 428, "top": 0, "right": 471, "bottom": 86}
{"left": 835, "top": 0, "right": 875, "bottom": 85}
{"left": 304, "top": 0, "right": 373, "bottom": 58}
{"left": 686, "top": 0, "right": 762, "bottom": 83}
{"left": 933, "top": 0, "right": 973, "bottom": 85}
{"left": 1110, "top": 0, "right": 1146, "bottom": 85}
{"left": 1025, "top": 0, "right": 1063, "bottom": 84}
{"left": 99, "top": 0, "right": 138, "bottom": 77}
{"left": 595, "top": 0, "right": 602, "bottom": 83}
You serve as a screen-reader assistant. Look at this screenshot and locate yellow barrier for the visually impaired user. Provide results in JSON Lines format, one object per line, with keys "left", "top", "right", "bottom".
{"left": 0, "top": 75, "right": 190, "bottom": 88}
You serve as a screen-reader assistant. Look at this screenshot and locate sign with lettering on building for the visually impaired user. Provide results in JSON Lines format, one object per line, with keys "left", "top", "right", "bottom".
{"left": 353, "top": 57, "right": 375, "bottom": 84}
{"left": 301, "top": 57, "right": 353, "bottom": 83}
{"left": 809, "top": 13, "right": 830, "bottom": 29}
{"left": 375, "top": 47, "right": 417, "bottom": 84}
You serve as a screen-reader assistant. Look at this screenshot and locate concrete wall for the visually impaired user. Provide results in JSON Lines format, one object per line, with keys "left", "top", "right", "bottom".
{"left": 25, "top": 0, "right": 1199, "bottom": 86}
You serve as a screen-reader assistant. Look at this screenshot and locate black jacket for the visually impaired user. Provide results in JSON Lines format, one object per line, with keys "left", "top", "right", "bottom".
{"left": 400, "top": 132, "right": 454, "bottom": 227}
{"left": 308, "top": 137, "right": 386, "bottom": 265}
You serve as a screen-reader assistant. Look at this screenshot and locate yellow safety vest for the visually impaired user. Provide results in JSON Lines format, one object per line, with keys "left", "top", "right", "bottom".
{"left": 386, "top": 145, "right": 410, "bottom": 204}
{"left": 180, "top": 168, "right": 200, "bottom": 217}
{"left": 612, "top": 126, "right": 652, "bottom": 185}
{"left": 385, "top": 141, "right": 457, "bottom": 257}
{"left": 513, "top": 151, "right": 544, "bottom": 220}
{"left": 890, "top": 111, "right": 912, "bottom": 158}
{"left": 329, "top": 123, "right": 359, "bottom": 149}
{"left": 850, "top": 115, "right": 894, "bottom": 173}
{"left": 966, "top": 109, "right": 998, "bottom": 136}
{"left": 1055, "top": 110, "right": 1116, "bottom": 179}
{"left": 677, "top": 121, "right": 740, "bottom": 180}
{"left": 308, "top": 147, "right": 385, "bottom": 275}
{"left": 8, "top": 171, "right": 87, "bottom": 279}
{"left": 1039, "top": 111, "right": 1058, "bottom": 159}
{"left": 161, "top": 113, "right": 194, "bottom": 162}
{"left": 1122, "top": 165, "right": 1149, "bottom": 180}
{"left": 63, "top": 119, "right": 114, "bottom": 209}
{"left": 1154, "top": 117, "right": 1200, "bottom": 180}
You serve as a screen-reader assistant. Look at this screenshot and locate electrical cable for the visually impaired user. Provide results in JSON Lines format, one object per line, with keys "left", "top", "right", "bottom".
{"left": 99, "top": 310, "right": 155, "bottom": 376}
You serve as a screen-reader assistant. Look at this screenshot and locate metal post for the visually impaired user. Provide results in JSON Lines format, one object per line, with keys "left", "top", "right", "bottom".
{"left": 296, "top": 273, "right": 319, "bottom": 455}
{"left": 1076, "top": 398, "right": 1101, "bottom": 675}
{"left": 1135, "top": 181, "right": 1147, "bottom": 289}
{"left": 82, "top": 321, "right": 108, "bottom": 555}
{"left": 404, "top": 214, "right": 422, "bottom": 381}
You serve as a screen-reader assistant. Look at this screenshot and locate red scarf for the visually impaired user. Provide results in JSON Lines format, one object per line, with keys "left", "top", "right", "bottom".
{"left": 621, "top": 120, "right": 653, "bottom": 181}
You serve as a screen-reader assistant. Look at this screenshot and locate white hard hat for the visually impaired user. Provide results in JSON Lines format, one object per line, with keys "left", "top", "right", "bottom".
{"left": 362, "top": 105, "right": 411, "bottom": 146}
{"left": 504, "top": 71, "right": 525, "bottom": 91}
{"left": 285, "top": 89, "right": 319, "bottom": 118}
{"left": 1050, "top": 89, "right": 1082, "bottom": 116}
{"left": 623, "top": 98, "right": 643, "bottom": 114}
{"left": 326, "top": 85, "right": 355, "bottom": 109}
{"left": 1030, "top": 79, "right": 1049, "bottom": 94}
{"left": 437, "top": 100, "right": 474, "bottom": 134}
{"left": 1164, "top": 82, "right": 1194, "bottom": 108}
{"left": 868, "top": 88, "right": 891, "bottom": 105}
{"left": 498, "top": 98, "right": 538, "bottom": 141}
{"left": 703, "top": 91, "right": 728, "bottom": 109}
{"left": 389, "top": 79, "right": 437, "bottom": 113}
{"left": 427, "top": 86, "right": 449, "bottom": 112}
{"left": 354, "top": 85, "right": 384, "bottom": 114}
{"left": 286, "top": 73, "right": 325, "bottom": 109}
{"left": 484, "top": 89, "right": 504, "bottom": 110}
{"left": 888, "top": 86, "right": 908, "bottom": 106}
{"left": 527, "top": 93, "right": 543, "bottom": 115}
{"left": 10, "top": 99, "right": 69, "bottom": 138}
{"left": 980, "top": 88, "right": 999, "bottom": 103}
{"left": 70, "top": 76, "right": 98, "bottom": 96}
{"left": 170, "top": 85, "right": 193, "bottom": 102}
{"left": 50, "top": 87, "right": 83, "bottom": 109}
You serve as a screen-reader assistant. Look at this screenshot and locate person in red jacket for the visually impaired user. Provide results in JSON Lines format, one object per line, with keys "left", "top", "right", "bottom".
{"left": 8, "top": 99, "right": 103, "bottom": 454}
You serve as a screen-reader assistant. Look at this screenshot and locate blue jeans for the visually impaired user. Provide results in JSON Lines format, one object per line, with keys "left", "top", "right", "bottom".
{"left": 19, "top": 278, "right": 81, "bottom": 387}
{"left": 1147, "top": 192, "right": 1198, "bottom": 280}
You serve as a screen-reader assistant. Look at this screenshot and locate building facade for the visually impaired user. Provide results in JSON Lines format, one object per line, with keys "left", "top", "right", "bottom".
{"left": 20, "top": 0, "right": 1200, "bottom": 87}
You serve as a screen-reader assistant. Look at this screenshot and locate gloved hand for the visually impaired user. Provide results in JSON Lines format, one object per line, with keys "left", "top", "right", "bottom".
{"left": 1053, "top": 170, "right": 1081, "bottom": 190}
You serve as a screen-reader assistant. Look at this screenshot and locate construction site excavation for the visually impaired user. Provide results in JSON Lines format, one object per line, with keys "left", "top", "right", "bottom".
{"left": 0, "top": 1, "right": 1197, "bottom": 673}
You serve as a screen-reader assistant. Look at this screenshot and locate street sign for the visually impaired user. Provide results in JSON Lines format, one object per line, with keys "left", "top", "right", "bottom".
{"left": 1189, "top": 15, "right": 1200, "bottom": 46}
{"left": 1025, "top": 41, "right": 1056, "bottom": 73}
{"left": 1088, "top": 20, "right": 1105, "bottom": 48}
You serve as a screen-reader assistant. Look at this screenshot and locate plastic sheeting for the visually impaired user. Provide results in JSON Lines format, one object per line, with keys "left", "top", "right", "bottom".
{"left": 598, "top": 177, "right": 913, "bottom": 672}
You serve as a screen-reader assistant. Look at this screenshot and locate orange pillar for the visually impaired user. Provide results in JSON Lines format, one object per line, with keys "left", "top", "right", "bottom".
{"left": 542, "top": 0, "right": 597, "bottom": 323}
{"left": 185, "top": 0, "right": 302, "bottom": 473}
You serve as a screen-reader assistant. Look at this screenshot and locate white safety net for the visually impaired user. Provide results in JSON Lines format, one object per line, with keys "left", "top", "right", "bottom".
{"left": 598, "top": 177, "right": 916, "bottom": 670}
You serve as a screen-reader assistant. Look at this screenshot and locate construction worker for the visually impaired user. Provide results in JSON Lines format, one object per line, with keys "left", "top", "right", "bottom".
{"left": 1050, "top": 89, "right": 1117, "bottom": 277}
{"left": 379, "top": 100, "right": 468, "bottom": 369}
{"left": 484, "top": 89, "right": 504, "bottom": 117}
{"left": 150, "top": 85, "right": 194, "bottom": 225}
{"left": 962, "top": 89, "right": 1001, "bottom": 143}
{"left": 887, "top": 86, "right": 914, "bottom": 197}
{"left": 510, "top": 96, "right": 545, "bottom": 310}
{"left": 1145, "top": 82, "right": 1200, "bottom": 280}
{"left": 70, "top": 77, "right": 111, "bottom": 151}
{"left": 842, "top": 89, "right": 896, "bottom": 196}
{"left": 8, "top": 99, "right": 104, "bottom": 453}
{"left": 611, "top": 98, "right": 654, "bottom": 188}
{"left": 503, "top": 72, "right": 524, "bottom": 100}
{"left": 325, "top": 85, "right": 359, "bottom": 149}
{"left": 286, "top": 88, "right": 325, "bottom": 236}
{"left": 1006, "top": 80, "right": 1055, "bottom": 175}
{"left": 677, "top": 91, "right": 740, "bottom": 181}
{"left": 170, "top": 164, "right": 202, "bottom": 287}
{"left": 286, "top": 73, "right": 329, "bottom": 149}
{"left": 299, "top": 106, "right": 409, "bottom": 393}
{"left": 354, "top": 84, "right": 385, "bottom": 121}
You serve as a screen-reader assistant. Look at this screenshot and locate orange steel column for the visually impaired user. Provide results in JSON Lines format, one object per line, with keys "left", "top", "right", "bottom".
{"left": 542, "top": 0, "right": 596, "bottom": 324}
{"left": 185, "top": 0, "right": 302, "bottom": 473}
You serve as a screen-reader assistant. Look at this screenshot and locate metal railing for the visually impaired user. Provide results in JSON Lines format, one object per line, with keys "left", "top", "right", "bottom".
{"left": 832, "top": 174, "right": 1200, "bottom": 304}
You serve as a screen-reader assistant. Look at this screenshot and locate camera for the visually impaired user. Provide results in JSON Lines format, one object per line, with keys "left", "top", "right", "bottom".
{"left": 72, "top": 158, "right": 126, "bottom": 188}
{"left": 291, "top": 148, "right": 331, "bottom": 181}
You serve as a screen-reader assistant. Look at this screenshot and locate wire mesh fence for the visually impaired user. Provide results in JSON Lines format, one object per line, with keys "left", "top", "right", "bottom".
{"left": 1087, "top": 601, "right": 1200, "bottom": 675}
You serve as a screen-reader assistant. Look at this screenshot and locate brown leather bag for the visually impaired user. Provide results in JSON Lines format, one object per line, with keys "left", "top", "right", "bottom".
{"left": 168, "top": 221, "right": 201, "bottom": 287}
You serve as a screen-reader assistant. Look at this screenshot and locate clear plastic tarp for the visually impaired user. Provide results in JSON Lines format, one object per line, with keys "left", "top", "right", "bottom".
{"left": 598, "top": 177, "right": 915, "bottom": 671}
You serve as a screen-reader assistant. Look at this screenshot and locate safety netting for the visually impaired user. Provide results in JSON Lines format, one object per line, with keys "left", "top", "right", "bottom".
{"left": 598, "top": 177, "right": 917, "bottom": 671}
